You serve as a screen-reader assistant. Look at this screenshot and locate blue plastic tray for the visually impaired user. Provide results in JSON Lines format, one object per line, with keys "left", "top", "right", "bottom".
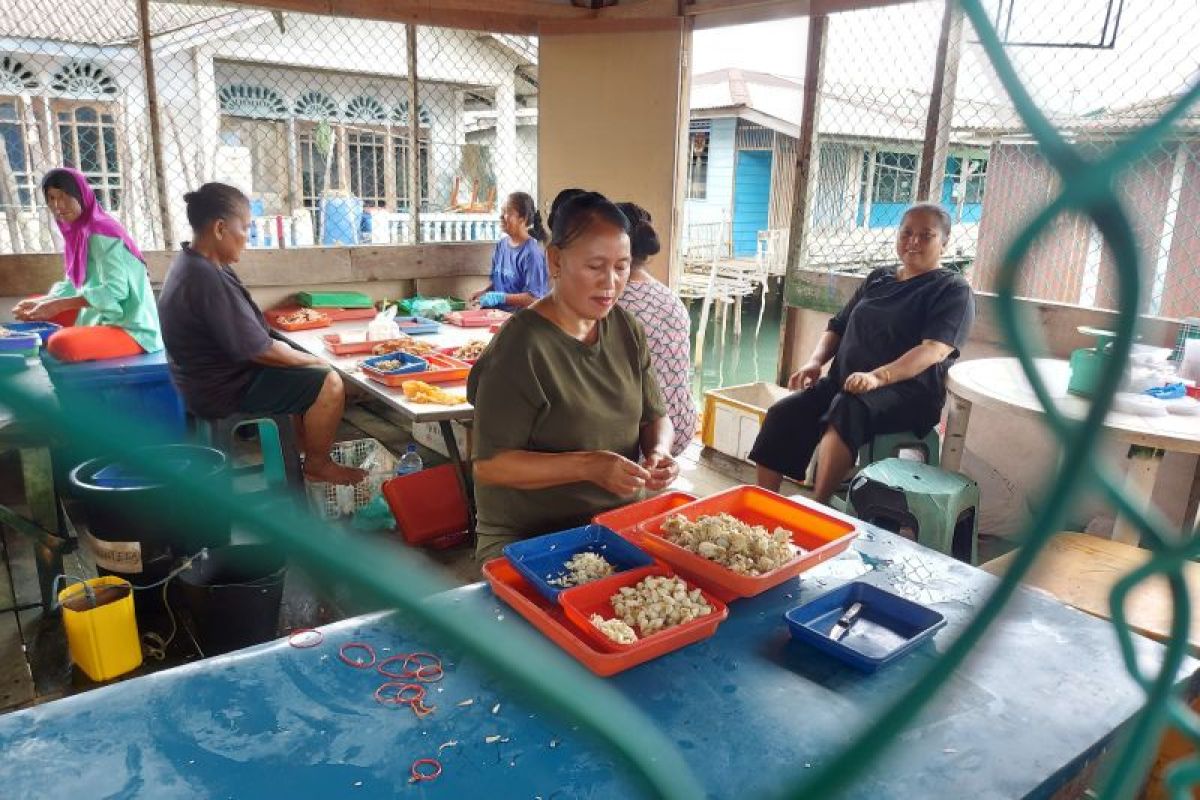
{"left": 361, "top": 351, "right": 427, "bottom": 375}
{"left": 396, "top": 316, "right": 440, "bottom": 335}
{"left": 0, "top": 328, "right": 40, "bottom": 353}
{"left": 504, "top": 524, "right": 656, "bottom": 603}
{"left": 3, "top": 321, "right": 60, "bottom": 344}
{"left": 783, "top": 581, "right": 946, "bottom": 673}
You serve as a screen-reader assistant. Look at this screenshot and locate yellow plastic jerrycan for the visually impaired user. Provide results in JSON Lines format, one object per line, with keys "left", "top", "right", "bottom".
{"left": 58, "top": 576, "right": 142, "bottom": 682}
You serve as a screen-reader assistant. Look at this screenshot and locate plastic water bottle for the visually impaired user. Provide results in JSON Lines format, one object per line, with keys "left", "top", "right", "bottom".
{"left": 396, "top": 444, "right": 423, "bottom": 477}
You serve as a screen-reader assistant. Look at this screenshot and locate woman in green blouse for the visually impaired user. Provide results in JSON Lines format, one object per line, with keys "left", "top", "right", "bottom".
{"left": 12, "top": 168, "right": 162, "bottom": 361}
{"left": 467, "top": 191, "right": 678, "bottom": 561}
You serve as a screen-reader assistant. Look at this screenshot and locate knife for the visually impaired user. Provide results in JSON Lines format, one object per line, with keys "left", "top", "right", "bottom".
{"left": 829, "top": 602, "right": 864, "bottom": 642}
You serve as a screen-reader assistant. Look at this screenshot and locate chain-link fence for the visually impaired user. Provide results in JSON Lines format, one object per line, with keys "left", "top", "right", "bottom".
{"left": 0, "top": 0, "right": 537, "bottom": 253}
{"left": 683, "top": 0, "right": 1199, "bottom": 320}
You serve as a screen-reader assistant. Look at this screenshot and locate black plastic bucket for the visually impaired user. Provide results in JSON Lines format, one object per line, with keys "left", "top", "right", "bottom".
{"left": 178, "top": 544, "right": 286, "bottom": 655}
{"left": 69, "top": 444, "right": 230, "bottom": 617}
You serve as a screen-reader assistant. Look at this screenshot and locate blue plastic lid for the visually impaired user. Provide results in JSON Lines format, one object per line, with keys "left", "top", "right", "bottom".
{"left": 42, "top": 349, "right": 170, "bottom": 377}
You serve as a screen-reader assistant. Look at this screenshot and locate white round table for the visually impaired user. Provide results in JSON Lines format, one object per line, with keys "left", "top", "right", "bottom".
{"left": 945, "top": 357, "right": 1200, "bottom": 544}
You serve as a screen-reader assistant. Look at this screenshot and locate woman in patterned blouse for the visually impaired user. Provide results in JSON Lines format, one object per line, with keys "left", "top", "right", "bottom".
{"left": 616, "top": 202, "right": 697, "bottom": 456}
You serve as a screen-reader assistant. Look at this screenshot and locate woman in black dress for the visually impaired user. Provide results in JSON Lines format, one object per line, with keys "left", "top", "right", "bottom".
{"left": 751, "top": 203, "right": 975, "bottom": 503}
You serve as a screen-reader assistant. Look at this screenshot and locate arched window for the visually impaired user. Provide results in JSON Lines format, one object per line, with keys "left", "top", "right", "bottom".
{"left": 50, "top": 62, "right": 117, "bottom": 99}
{"left": 217, "top": 84, "right": 287, "bottom": 120}
{"left": 0, "top": 56, "right": 38, "bottom": 94}
{"left": 344, "top": 95, "right": 387, "bottom": 124}
{"left": 294, "top": 90, "right": 338, "bottom": 121}
{"left": 391, "top": 101, "right": 432, "bottom": 127}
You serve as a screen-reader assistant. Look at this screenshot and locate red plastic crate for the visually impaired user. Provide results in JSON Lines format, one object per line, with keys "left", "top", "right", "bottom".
{"left": 381, "top": 464, "right": 469, "bottom": 548}
{"left": 559, "top": 564, "right": 727, "bottom": 654}
{"left": 592, "top": 491, "right": 697, "bottom": 535}
{"left": 632, "top": 486, "right": 859, "bottom": 599}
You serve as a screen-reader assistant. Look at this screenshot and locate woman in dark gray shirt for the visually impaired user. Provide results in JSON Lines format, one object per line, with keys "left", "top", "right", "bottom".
{"left": 158, "top": 183, "right": 364, "bottom": 486}
{"left": 750, "top": 203, "right": 975, "bottom": 503}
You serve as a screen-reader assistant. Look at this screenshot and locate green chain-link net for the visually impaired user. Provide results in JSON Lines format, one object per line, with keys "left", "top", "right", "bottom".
{"left": 2, "top": 2, "right": 1199, "bottom": 797}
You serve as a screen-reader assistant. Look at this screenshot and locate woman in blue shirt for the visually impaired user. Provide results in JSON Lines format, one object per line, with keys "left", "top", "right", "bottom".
{"left": 472, "top": 192, "right": 549, "bottom": 311}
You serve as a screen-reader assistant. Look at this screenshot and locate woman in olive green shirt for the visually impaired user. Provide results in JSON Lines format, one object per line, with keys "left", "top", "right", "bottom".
{"left": 468, "top": 191, "right": 678, "bottom": 561}
{"left": 12, "top": 168, "right": 162, "bottom": 361}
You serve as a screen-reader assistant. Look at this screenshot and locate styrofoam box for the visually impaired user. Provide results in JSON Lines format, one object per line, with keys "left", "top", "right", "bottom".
{"left": 412, "top": 419, "right": 471, "bottom": 460}
{"left": 701, "top": 382, "right": 790, "bottom": 462}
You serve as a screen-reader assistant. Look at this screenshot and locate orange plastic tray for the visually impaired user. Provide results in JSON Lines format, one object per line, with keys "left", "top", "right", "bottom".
{"left": 446, "top": 309, "right": 510, "bottom": 328}
{"left": 326, "top": 307, "right": 376, "bottom": 322}
{"left": 266, "top": 308, "right": 330, "bottom": 331}
{"left": 437, "top": 346, "right": 479, "bottom": 365}
{"left": 361, "top": 353, "right": 470, "bottom": 387}
{"left": 631, "top": 486, "right": 859, "bottom": 599}
{"left": 592, "top": 491, "right": 697, "bottom": 535}
{"left": 482, "top": 559, "right": 709, "bottom": 677}
{"left": 322, "top": 333, "right": 377, "bottom": 356}
{"left": 559, "top": 564, "right": 728, "bottom": 654}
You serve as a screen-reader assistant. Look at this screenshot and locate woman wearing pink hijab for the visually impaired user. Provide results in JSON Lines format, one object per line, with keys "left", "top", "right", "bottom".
{"left": 12, "top": 168, "right": 162, "bottom": 361}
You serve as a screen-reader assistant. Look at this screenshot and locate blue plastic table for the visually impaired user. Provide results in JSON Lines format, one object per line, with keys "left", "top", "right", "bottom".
{"left": 0, "top": 529, "right": 1189, "bottom": 799}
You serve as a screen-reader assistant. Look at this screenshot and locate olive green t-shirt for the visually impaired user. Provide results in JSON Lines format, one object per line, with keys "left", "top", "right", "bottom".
{"left": 467, "top": 306, "right": 667, "bottom": 546}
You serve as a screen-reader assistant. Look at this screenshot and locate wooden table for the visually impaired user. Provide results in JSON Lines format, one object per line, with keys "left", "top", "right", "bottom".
{"left": 277, "top": 320, "right": 493, "bottom": 518}
{"left": 945, "top": 357, "right": 1200, "bottom": 544}
{"left": 0, "top": 527, "right": 1190, "bottom": 798}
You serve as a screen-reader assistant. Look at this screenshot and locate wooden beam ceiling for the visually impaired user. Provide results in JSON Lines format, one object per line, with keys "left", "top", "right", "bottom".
{"left": 206, "top": 0, "right": 923, "bottom": 35}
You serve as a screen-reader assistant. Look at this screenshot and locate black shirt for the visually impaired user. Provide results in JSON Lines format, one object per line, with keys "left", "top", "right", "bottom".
{"left": 157, "top": 246, "right": 273, "bottom": 418}
{"left": 827, "top": 267, "right": 975, "bottom": 399}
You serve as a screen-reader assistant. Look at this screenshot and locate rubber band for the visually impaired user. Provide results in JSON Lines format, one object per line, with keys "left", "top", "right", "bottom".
{"left": 338, "top": 642, "right": 376, "bottom": 668}
{"left": 374, "top": 681, "right": 411, "bottom": 705}
{"left": 376, "top": 654, "right": 413, "bottom": 678}
{"left": 413, "top": 663, "right": 444, "bottom": 683}
{"left": 410, "top": 758, "right": 441, "bottom": 783}
{"left": 412, "top": 702, "right": 436, "bottom": 718}
{"left": 402, "top": 652, "right": 442, "bottom": 679}
{"left": 288, "top": 628, "right": 324, "bottom": 649}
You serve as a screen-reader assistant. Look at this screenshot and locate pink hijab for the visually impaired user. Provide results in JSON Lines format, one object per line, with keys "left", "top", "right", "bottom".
{"left": 48, "top": 167, "right": 145, "bottom": 288}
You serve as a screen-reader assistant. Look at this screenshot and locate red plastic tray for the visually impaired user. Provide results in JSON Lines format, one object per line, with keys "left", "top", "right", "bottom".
{"left": 322, "top": 333, "right": 377, "bottom": 356}
{"left": 382, "top": 464, "right": 469, "bottom": 548}
{"left": 361, "top": 353, "right": 470, "bottom": 387}
{"left": 446, "top": 309, "right": 510, "bottom": 328}
{"left": 593, "top": 491, "right": 697, "bottom": 535}
{"left": 483, "top": 559, "right": 700, "bottom": 677}
{"left": 631, "top": 486, "right": 859, "bottom": 600}
{"left": 559, "top": 564, "right": 727, "bottom": 654}
{"left": 266, "top": 308, "right": 330, "bottom": 331}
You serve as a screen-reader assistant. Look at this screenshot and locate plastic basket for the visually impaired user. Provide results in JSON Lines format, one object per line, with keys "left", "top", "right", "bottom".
{"left": 306, "top": 438, "right": 397, "bottom": 520}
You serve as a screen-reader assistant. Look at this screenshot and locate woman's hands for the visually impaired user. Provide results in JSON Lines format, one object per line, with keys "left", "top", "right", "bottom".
{"left": 843, "top": 371, "right": 884, "bottom": 394}
{"left": 13, "top": 297, "right": 76, "bottom": 322}
{"left": 586, "top": 451, "right": 651, "bottom": 497}
{"left": 640, "top": 449, "right": 680, "bottom": 492}
{"left": 788, "top": 361, "right": 823, "bottom": 391}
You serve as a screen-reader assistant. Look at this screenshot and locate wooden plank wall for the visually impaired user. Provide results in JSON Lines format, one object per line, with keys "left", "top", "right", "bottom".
{"left": 0, "top": 242, "right": 494, "bottom": 310}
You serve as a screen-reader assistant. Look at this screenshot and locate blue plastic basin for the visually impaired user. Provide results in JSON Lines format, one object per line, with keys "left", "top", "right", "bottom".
{"left": 504, "top": 524, "right": 655, "bottom": 603}
{"left": 361, "top": 352, "right": 427, "bottom": 375}
{"left": 783, "top": 581, "right": 946, "bottom": 673}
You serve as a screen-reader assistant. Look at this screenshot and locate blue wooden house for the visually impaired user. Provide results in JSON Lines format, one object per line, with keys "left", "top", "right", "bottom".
{"left": 686, "top": 69, "right": 1007, "bottom": 262}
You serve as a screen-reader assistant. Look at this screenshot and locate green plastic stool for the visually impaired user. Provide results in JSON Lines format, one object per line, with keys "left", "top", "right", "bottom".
{"left": 858, "top": 429, "right": 941, "bottom": 467}
{"left": 846, "top": 458, "right": 980, "bottom": 564}
{"left": 195, "top": 413, "right": 303, "bottom": 493}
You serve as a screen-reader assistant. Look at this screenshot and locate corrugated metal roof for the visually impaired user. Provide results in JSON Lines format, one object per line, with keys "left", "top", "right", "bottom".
{"left": 691, "top": 67, "right": 1022, "bottom": 143}
{"left": 0, "top": 0, "right": 244, "bottom": 46}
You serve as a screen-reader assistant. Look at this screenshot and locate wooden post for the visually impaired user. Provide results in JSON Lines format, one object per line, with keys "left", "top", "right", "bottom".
{"left": 406, "top": 24, "right": 422, "bottom": 244}
{"left": 916, "top": 0, "right": 963, "bottom": 203}
{"left": 777, "top": 14, "right": 828, "bottom": 386}
{"left": 137, "top": 0, "right": 174, "bottom": 249}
